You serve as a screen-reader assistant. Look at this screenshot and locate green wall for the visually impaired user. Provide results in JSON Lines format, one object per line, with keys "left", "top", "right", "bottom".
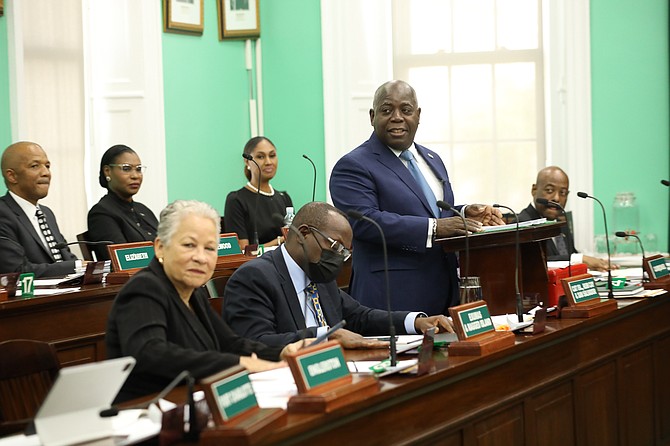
{"left": 591, "top": 0, "right": 669, "bottom": 251}
{"left": 0, "top": 16, "right": 10, "bottom": 150}
{"left": 162, "top": 0, "right": 324, "bottom": 214}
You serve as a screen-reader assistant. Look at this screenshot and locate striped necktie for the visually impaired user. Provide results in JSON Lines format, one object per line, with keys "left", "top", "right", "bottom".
{"left": 36, "top": 208, "right": 63, "bottom": 262}
{"left": 400, "top": 150, "right": 440, "bottom": 217}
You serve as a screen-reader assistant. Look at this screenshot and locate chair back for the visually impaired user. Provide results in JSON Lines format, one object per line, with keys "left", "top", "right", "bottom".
{"left": 0, "top": 339, "right": 60, "bottom": 433}
{"left": 77, "top": 231, "right": 94, "bottom": 261}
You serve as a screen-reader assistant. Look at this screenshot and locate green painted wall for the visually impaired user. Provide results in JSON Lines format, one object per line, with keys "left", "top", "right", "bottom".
{"left": 0, "top": 16, "right": 11, "bottom": 150}
{"left": 591, "top": 0, "right": 669, "bottom": 251}
{"left": 162, "top": 0, "right": 324, "bottom": 214}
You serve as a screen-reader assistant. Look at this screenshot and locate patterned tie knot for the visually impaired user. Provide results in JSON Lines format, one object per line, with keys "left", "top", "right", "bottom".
{"left": 305, "top": 282, "right": 318, "bottom": 295}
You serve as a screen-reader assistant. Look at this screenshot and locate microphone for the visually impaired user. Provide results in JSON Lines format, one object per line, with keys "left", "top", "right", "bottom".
{"left": 242, "top": 153, "right": 261, "bottom": 247}
{"left": 436, "top": 201, "right": 469, "bottom": 281}
{"left": 100, "top": 370, "right": 192, "bottom": 417}
{"left": 615, "top": 231, "right": 647, "bottom": 282}
{"left": 346, "top": 210, "right": 396, "bottom": 367}
{"left": 576, "top": 192, "right": 613, "bottom": 299}
{"left": 302, "top": 154, "right": 317, "bottom": 202}
{"left": 535, "top": 198, "right": 572, "bottom": 278}
{"left": 493, "top": 204, "right": 523, "bottom": 322}
{"left": 662, "top": 179, "right": 670, "bottom": 187}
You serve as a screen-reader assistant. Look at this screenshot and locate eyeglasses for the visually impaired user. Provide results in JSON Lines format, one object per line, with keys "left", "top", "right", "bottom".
{"left": 108, "top": 164, "right": 148, "bottom": 174}
{"left": 308, "top": 226, "right": 351, "bottom": 261}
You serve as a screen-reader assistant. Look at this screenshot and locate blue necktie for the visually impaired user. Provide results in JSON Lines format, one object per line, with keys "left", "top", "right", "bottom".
{"left": 400, "top": 150, "right": 440, "bottom": 217}
{"left": 305, "top": 282, "right": 327, "bottom": 327}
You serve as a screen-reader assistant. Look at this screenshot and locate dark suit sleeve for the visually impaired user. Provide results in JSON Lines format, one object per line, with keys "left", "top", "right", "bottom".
{"left": 224, "top": 264, "right": 317, "bottom": 347}
{"left": 87, "top": 205, "right": 129, "bottom": 260}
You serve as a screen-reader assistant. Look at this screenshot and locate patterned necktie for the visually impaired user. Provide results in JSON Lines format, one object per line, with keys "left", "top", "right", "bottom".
{"left": 36, "top": 208, "right": 63, "bottom": 262}
{"left": 399, "top": 150, "right": 440, "bottom": 217}
{"left": 305, "top": 282, "right": 327, "bottom": 327}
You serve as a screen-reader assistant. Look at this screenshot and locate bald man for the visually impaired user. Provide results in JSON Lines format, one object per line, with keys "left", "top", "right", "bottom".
{"left": 518, "top": 166, "right": 610, "bottom": 271}
{"left": 0, "top": 141, "right": 80, "bottom": 277}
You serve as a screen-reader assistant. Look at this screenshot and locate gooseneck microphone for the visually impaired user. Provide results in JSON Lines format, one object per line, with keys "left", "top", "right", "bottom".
{"left": 493, "top": 204, "right": 523, "bottom": 322}
{"left": 535, "top": 198, "right": 573, "bottom": 279}
{"left": 302, "top": 154, "right": 317, "bottom": 202}
{"left": 615, "top": 231, "right": 647, "bottom": 282}
{"left": 242, "top": 153, "right": 261, "bottom": 247}
{"left": 577, "top": 192, "right": 613, "bottom": 299}
{"left": 436, "top": 201, "right": 469, "bottom": 281}
{"left": 661, "top": 179, "right": 670, "bottom": 187}
{"left": 346, "top": 210, "right": 396, "bottom": 367}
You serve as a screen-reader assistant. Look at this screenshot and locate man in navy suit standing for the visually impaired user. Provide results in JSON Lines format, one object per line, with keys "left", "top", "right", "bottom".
{"left": 0, "top": 141, "right": 80, "bottom": 277}
{"left": 330, "top": 80, "right": 503, "bottom": 314}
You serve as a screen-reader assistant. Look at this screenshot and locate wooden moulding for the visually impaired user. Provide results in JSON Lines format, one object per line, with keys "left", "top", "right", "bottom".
{"left": 287, "top": 374, "right": 379, "bottom": 413}
{"left": 199, "top": 409, "right": 287, "bottom": 446}
{"left": 560, "top": 299, "right": 618, "bottom": 318}
{"left": 447, "top": 330, "right": 516, "bottom": 356}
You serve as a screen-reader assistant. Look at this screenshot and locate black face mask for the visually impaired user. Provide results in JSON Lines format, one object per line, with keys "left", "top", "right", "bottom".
{"left": 306, "top": 248, "right": 344, "bottom": 283}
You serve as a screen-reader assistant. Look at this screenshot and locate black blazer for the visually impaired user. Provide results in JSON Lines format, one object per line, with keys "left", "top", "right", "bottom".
{"left": 223, "top": 248, "right": 411, "bottom": 346}
{"left": 87, "top": 192, "right": 158, "bottom": 260}
{"left": 0, "top": 193, "right": 77, "bottom": 277}
{"left": 106, "top": 258, "right": 283, "bottom": 402}
{"left": 518, "top": 204, "right": 576, "bottom": 261}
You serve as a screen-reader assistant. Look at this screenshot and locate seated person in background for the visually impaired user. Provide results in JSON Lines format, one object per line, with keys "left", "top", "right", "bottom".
{"left": 518, "top": 166, "right": 613, "bottom": 271}
{"left": 106, "top": 200, "right": 302, "bottom": 403}
{"left": 224, "top": 136, "right": 293, "bottom": 250}
{"left": 0, "top": 141, "right": 81, "bottom": 277}
{"left": 87, "top": 144, "right": 158, "bottom": 260}
{"left": 224, "top": 201, "right": 453, "bottom": 348}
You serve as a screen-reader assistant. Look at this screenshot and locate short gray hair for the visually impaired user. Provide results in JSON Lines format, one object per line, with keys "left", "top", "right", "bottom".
{"left": 157, "top": 200, "right": 221, "bottom": 246}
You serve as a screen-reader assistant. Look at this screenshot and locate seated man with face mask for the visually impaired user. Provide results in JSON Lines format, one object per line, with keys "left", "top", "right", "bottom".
{"left": 223, "top": 202, "right": 452, "bottom": 349}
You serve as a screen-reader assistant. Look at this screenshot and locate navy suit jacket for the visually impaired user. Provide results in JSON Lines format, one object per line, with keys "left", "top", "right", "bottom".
{"left": 518, "top": 204, "right": 576, "bottom": 261}
{"left": 223, "top": 248, "right": 411, "bottom": 347}
{"left": 107, "top": 258, "right": 283, "bottom": 402}
{"left": 0, "top": 193, "right": 77, "bottom": 277}
{"left": 329, "top": 133, "right": 460, "bottom": 315}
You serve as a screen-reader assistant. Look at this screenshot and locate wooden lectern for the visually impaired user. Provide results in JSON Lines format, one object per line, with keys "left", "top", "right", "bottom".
{"left": 437, "top": 222, "right": 563, "bottom": 315}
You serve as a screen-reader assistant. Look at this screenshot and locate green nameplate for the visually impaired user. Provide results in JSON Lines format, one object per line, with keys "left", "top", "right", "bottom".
{"left": 649, "top": 257, "right": 669, "bottom": 279}
{"left": 218, "top": 235, "right": 242, "bottom": 257}
{"left": 18, "top": 272, "right": 35, "bottom": 298}
{"left": 567, "top": 277, "right": 599, "bottom": 303}
{"left": 114, "top": 246, "right": 155, "bottom": 270}
{"left": 296, "top": 344, "right": 349, "bottom": 390}
{"left": 611, "top": 278, "right": 626, "bottom": 289}
{"left": 210, "top": 370, "right": 258, "bottom": 421}
{"left": 457, "top": 304, "right": 494, "bottom": 338}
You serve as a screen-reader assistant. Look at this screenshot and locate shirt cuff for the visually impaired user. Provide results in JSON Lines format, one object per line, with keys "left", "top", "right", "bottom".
{"left": 404, "top": 312, "right": 428, "bottom": 334}
{"left": 571, "top": 253, "right": 584, "bottom": 264}
{"left": 426, "top": 218, "right": 435, "bottom": 248}
{"left": 316, "top": 326, "right": 330, "bottom": 338}
{"left": 75, "top": 259, "right": 83, "bottom": 270}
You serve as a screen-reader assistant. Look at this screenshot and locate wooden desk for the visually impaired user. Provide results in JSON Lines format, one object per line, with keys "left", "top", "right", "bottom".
{"left": 204, "top": 296, "right": 670, "bottom": 445}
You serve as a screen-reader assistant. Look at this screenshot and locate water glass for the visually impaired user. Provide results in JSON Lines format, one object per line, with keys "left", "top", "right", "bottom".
{"left": 459, "top": 276, "right": 483, "bottom": 305}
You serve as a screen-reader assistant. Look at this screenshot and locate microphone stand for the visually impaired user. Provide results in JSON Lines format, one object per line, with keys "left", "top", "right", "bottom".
{"left": 577, "top": 192, "right": 613, "bottom": 299}
{"left": 536, "top": 198, "right": 572, "bottom": 279}
{"left": 346, "top": 210, "right": 396, "bottom": 367}
{"left": 494, "top": 204, "right": 523, "bottom": 322}
{"left": 436, "top": 201, "right": 469, "bottom": 282}
{"left": 615, "top": 231, "right": 647, "bottom": 282}
{"left": 242, "top": 153, "right": 261, "bottom": 248}
{"left": 302, "top": 154, "right": 317, "bottom": 202}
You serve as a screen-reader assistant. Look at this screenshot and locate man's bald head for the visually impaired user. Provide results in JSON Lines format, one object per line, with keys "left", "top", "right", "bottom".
{"left": 1, "top": 141, "right": 52, "bottom": 205}
{"left": 531, "top": 166, "right": 570, "bottom": 220}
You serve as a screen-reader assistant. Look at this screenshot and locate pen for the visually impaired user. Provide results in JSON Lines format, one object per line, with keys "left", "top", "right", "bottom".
{"left": 311, "top": 320, "right": 347, "bottom": 346}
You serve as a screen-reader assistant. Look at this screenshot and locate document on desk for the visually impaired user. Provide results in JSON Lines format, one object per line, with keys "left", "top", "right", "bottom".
{"left": 478, "top": 218, "right": 548, "bottom": 233}
{"left": 248, "top": 366, "right": 297, "bottom": 409}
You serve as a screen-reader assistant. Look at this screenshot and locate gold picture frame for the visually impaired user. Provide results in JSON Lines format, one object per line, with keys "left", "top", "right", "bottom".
{"left": 0, "top": 0, "right": 4, "bottom": 17}
{"left": 217, "top": 0, "right": 260, "bottom": 40}
{"left": 163, "top": 0, "right": 204, "bottom": 35}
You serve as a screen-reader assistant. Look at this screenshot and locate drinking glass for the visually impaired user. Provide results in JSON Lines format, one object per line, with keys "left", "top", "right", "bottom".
{"left": 459, "top": 276, "right": 483, "bottom": 305}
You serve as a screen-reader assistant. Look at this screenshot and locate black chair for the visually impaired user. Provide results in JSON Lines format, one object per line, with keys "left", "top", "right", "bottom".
{"left": 76, "top": 231, "right": 94, "bottom": 261}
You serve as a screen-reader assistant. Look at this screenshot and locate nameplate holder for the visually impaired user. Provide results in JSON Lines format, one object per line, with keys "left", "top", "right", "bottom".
{"left": 106, "top": 241, "right": 155, "bottom": 284}
{"left": 0, "top": 272, "right": 19, "bottom": 301}
{"left": 216, "top": 233, "right": 249, "bottom": 269}
{"left": 642, "top": 255, "right": 670, "bottom": 291}
{"left": 199, "top": 366, "right": 286, "bottom": 446}
{"left": 447, "top": 300, "right": 515, "bottom": 356}
{"left": 285, "top": 340, "right": 378, "bottom": 413}
{"left": 560, "top": 274, "right": 617, "bottom": 318}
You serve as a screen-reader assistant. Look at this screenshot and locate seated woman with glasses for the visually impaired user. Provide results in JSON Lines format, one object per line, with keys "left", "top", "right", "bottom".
{"left": 87, "top": 144, "right": 158, "bottom": 260}
{"left": 224, "top": 136, "right": 293, "bottom": 251}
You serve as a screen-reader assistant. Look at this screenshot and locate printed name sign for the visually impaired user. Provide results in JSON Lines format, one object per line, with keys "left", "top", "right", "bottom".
{"left": 286, "top": 340, "right": 351, "bottom": 394}
{"left": 453, "top": 302, "right": 494, "bottom": 339}
{"left": 563, "top": 275, "right": 599, "bottom": 305}
{"left": 201, "top": 366, "right": 258, "bottom": 425}
{"left": 218, "top": 234, "right": 242, "bottom": 256}
{"left": 108, "top": 241, "right": 154, "bottom": 272}
{"left": 645, "top": 255, "right": 669, "bottom": 280}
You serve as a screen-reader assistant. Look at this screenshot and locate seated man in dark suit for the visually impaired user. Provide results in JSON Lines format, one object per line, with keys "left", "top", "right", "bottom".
{"left": 0, "top": 141, "right": 81, "bottom": 277}
{"left": 518, "top": 166, "right": 610, "bottom": 271}
{"left": 223, "top": 201, "right": 452, "bottom": 348}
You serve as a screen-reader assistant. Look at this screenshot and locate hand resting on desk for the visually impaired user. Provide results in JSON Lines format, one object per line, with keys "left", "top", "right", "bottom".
{"left": 415, "top": 315, "right": 454, "bottom": 334}
{"left": 329, "top": 329, "right": 390, "bottom": 349}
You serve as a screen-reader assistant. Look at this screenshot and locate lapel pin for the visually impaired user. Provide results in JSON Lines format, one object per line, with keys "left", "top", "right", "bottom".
{"left": 427, "top": 153, "right": 434, "bottom": 159}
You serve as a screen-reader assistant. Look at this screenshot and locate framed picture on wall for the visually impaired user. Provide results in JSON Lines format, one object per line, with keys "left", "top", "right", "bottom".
{"left": 0, "top": 0, "right": 4, "bottom": 17}
{"left": 163, "top": 0, "right": 204, "bottom": 35}
{"left": 217, "top": 0, "right": 260, "bottom": 40}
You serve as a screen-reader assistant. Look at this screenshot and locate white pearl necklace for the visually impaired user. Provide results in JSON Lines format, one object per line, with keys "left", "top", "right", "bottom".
{"left": 246, "top": 182, "right": 275, "bottom": 197}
